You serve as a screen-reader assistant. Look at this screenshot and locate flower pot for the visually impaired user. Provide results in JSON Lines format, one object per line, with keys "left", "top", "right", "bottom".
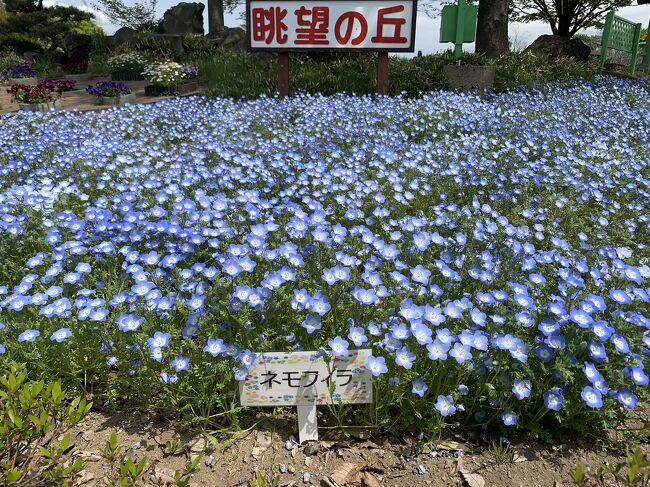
{"left": 95, "top": 92, "right": 136, "bottom": 106}
{"left": 111, "top": 71, "right": 145, "bottom": 81}
{"left": 144, "top": 84, "right": 177, "bottom": 96}
{"left": 18, "top": 101, "right": 56, "bottom": 112}
{"left": 8, "top": 77, "right": 38, "bottom": 86}
{"left": 65, "top": 73, "right": 93, "bottom": 82}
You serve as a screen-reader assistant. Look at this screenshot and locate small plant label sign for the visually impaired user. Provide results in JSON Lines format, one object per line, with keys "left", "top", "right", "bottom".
{"left": 240, "top": 350, "right": 373, "bottom": 442}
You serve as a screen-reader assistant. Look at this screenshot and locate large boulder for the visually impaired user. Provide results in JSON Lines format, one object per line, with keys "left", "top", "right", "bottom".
{"left": 111, "top": 27, "right": 138, "bottom": 47}
{"left": 62, "top": 33, "right": 92, "bottom": 62}
{"left": 525, "top": 34, "right": 591, "bottom": 61}
{"left": 163, "top": 2, "right": 204, "bottom": 35}
{"left": 206, "top": 26, "right": 246, "bottom": 50}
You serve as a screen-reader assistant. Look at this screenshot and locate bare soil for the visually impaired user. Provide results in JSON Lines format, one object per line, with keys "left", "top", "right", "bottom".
{"left": 59, "top": 409, "right": 649, "bottom": 487}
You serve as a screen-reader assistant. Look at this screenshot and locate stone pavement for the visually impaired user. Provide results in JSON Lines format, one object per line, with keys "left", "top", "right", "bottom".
{"left": 0, "top": 76, "right": 206, "bottom": 116}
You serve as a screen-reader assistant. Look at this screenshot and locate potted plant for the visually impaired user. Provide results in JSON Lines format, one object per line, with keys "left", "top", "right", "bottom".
{"left": 7, "top": 83, "right": 59, "bottom": 112}
{"left": 1, "top": 65, "right": 38, "bottom": 86}
{"left": 40, "top": 78, "right": 79, "bottom": 94}
{"left": 62, "top": 60, "right": 92, "bottom": 82}
{"left": 108, "top": 53, "right": 147, "bottom": 81}
{"left": 86, "top": 80, "right": 135, "bottom": 106}
{"left": 142, "top": 61, "right": 198, "bottom": 96}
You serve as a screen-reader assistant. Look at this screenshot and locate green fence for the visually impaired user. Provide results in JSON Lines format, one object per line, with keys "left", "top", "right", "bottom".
{"left": 599, "top": 11, "right": 645, "bottom": 74}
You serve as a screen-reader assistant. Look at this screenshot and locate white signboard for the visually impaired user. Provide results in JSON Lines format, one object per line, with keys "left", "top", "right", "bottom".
{"left": 240, "top": 350, "right": 373, "bottom": 442}
{"left": 246, "top": 0, "right": 417, "bottom": 52}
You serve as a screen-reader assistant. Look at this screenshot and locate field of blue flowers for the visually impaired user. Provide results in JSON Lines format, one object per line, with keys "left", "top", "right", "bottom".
{"left": 0, "top": 77, "right": 648, "bottom": 437}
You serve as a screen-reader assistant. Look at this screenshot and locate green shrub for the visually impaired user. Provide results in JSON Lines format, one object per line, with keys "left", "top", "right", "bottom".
{"left": 0, "top": 362, "right": 92, "bottom": 486}
{"left": 201, "top": 50, "right": 599, "bottom": 99}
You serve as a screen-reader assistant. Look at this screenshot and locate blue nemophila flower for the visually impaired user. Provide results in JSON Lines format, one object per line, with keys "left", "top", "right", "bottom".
{"left": 395, "top": 346, "right": 416, "bottom": 369}
{"left": 171, "top": 356, "right": 190, "bottom": 372}
{"left": 203, "top": 338, "right": 225, "bottom": 357}
{"left": 116, "top": 313, "right": 144, "bottom": 332}
{"left": 147, "top": 331, "right": 171, "bottom": 349}
{"left": 615, "top": 388, "right": 638, "bottom": 409}
{"left": 411, "top": 378, "right": 428, "bottom": 397}
{"left": 581, "top": 386, "right": 603, "bottom": 409}
{"left": 435, "top": 395, "right": 456, "bottom": 416}
{"left": 18, "top": 329, "right": 40, "bottom": 342}
{"left": 366, "top": 355, "right": 388, "bottom": 377}
{"left": 347, "top": 326, "right": 367, "bottom": 347}
{"left": 512, "top": 379, "right": 531, "bottom": 400}
{"left": 328, "top": 336, "right": 349, "bottom": 357}
{"left": 50, "top": 328, "right": 72, "bottom": 343}
{"left": 624, "top": 366, "right": 648, "bottom": 386}
{"left": 543, "top": 387, "right": 564, "bottom": 410}
{"left": 501, "top": 411, "right": 517, "bottom": 426}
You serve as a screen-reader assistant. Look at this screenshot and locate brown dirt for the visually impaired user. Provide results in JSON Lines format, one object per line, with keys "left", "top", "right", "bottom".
{"left": 0, "top": 77, "right": 207, "bottom": 115}
{"left": 57, "top": 410, "right": 649, "bottom": 487}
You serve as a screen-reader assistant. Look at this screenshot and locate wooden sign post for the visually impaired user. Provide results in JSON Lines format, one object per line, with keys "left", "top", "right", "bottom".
{"left": 240, "top": 350, "right": 373, "bottom": 443}
{"left": 246, "top": 0, "right": 418, "bottom": 97}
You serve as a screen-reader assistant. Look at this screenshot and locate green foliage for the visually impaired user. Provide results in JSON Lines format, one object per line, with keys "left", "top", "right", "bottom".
{"left": 173, "top": 455, "right": 202, "bottom": 487}
{"left": 201, "top": 50, "right": 599, "bottom": 99}
{"left": 100, "top": 431, "right": 122, "bottom": 464}
{"left": 0, "top": 362, "right": 92, "bottom": 486}
{"left": 182, "top": 33, "right": 215, "bottom": 55}
{"left": 0, "top": 0, "right": 96, "bottom": 53}
{"left": 572, "top": 460, "right": 586, "bottom": 486}
{"left": 573, "top": 448, "right": 650, "bottom": 486}
{"left": 91, "top": 0, "right": 158, "bottom": 31}
{"left": 488, "top": 441, "right": 516, "bottom": 465}
{"left": 249, "top": 471, "right": 280, "bottom": 487}
{"left": 607, "top": 447, "right": 650, "bottom": 487}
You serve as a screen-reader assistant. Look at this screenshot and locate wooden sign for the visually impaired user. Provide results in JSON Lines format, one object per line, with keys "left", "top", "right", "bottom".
{"left": 240, "top": 350, "right": 373, "bottom": 442}
{"left": 245, "top": 0, "right": 418, "bottom": 96}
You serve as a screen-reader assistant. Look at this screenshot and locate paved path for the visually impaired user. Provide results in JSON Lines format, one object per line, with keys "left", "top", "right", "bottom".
{"left": 1, "top": 76, "right": 206, "bottom": 115}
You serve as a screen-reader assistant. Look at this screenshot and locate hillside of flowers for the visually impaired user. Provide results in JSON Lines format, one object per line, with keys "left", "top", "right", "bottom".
{"left": 0, "top": 77, "right": 648, "bottom": 435}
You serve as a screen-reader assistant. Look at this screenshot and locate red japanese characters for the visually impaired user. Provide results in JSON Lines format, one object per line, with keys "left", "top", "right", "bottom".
{"left": 248, "top": 1, "right": 416, "bottom": 50}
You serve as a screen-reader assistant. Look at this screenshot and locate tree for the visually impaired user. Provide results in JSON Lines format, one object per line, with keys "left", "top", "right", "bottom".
{"left": 511, "top": 0, "right": 634, "bottom": 38}
{"left": 92, "top": 0, "right": 158, "bottom": 30}
{"left": 207, "top": 0, "right": 224, "bottom": 32}
{"left": 476, "top": 0, "right": 510, "bottom": 57}
{"left": 0, "top": 0, "right": 96, "bottom": 52}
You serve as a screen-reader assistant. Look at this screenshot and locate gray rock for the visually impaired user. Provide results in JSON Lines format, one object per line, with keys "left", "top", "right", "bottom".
{"left": 206, "top": 26, "right": 246, "bottom": 50}
{"left": 63, "top": 34, "right": 92, "bottom": 62}
{"left": 303, "top": 442, "right": 320, "bottom": 456}
{"left": 107, "top": 27, "right": 138, "bottom": 50}
{"left": 163, "top": 2, "right": 205, "bottom": 35}
{"left": 525, "top": 34, "right": 591, "bottom": 61}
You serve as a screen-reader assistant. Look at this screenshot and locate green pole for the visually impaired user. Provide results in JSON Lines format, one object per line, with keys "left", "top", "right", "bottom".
{"left": 455, "top": 0, "right": 467, "bottom": 61}
{"left": 643, "top": 22, "right": 650, "bottom": 74}
{"left": 599, "top": 11, "right": 614, "bottom": 70}
{"left": 629, "top": 22, "right": 642, "bottom": 73}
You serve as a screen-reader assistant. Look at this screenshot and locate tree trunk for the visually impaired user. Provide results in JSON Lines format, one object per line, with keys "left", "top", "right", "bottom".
{"left": 207, "top": 0, "right": 224, "bottom": 33}
{"left": 475, "top": 0, "right": 510, "bottom": 58}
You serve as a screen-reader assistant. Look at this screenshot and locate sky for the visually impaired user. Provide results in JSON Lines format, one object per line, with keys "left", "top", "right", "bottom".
{"left": 47, "top": 0, "right": 650, "bottom": 55}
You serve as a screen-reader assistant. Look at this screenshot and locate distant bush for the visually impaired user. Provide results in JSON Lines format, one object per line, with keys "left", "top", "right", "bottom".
{"left": 201, "top": 50, "right": 600, "bottom": 98}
